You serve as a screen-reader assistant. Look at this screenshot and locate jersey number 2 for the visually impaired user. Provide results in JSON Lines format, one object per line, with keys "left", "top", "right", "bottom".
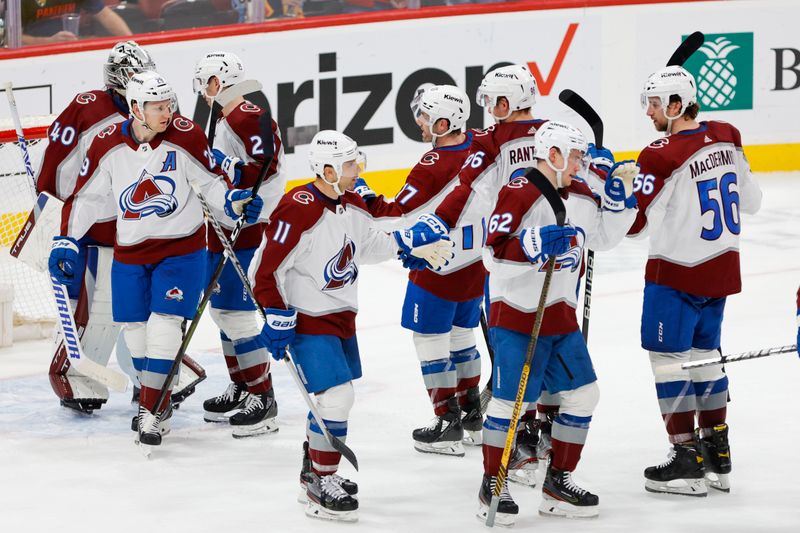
{"left": 697, "top": 172, "right": 741, "bottom": 241}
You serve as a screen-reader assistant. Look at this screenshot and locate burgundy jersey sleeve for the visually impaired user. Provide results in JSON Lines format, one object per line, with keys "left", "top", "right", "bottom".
{"left": 367, "top": 162, "right": 438, "bottom": 219}
{"left": 435, "top": 134, "right": 496, "bottom": 228}
{"left": 628, "top": 146, "right": 672, "bottom": 236}
{"left": 253, "top": 189, "right": 320, "bottom": 310}
{"left": 485, "top": 178, "right": 537, "bottom": 265}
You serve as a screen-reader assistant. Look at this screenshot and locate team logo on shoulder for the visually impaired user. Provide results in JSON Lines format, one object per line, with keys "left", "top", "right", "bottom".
{"left": 75, "top": 93, "right": 97, "bottom": 105}
{"left": 293, "top": 190, "right": 314, "bottom": 205}
{"left": 508, "top": 176, "right": 528, "bottom": 189}
{"left": 648, "top": 138, "right": 670, "bottom": 149}
{"left": 120, "top": 169, "right": 179, "bottom": 220}
{"left": 323, "top": 235, "right": 358, "bottom": 291}
{"left": 240, "top": 103, "right": 261, "bottom": 113}
{"left": 172, "top": 117, "right": 194, "bottom": 132}
{"left": 165, "top": 287, "right": 184, "bottom": 301}
{"left": 97, "top": 124, "right": 116, "bottom": 138}
{"left": 419, "top": 152, "right": 440, "bottom": 166}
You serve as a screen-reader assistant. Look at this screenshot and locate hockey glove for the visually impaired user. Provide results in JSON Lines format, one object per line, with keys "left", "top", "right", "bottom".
{"left": 587, "top": 143, "right": 614, "bottom": 174}
{"left": 603, "top": 160, "right": 639, "bottom": 211}
{"left": 48, "top": 236, "right": 80, "bottom": 285}
{"left": 394, "top": 231, "right": 454, "bottom": 271}
{"left": 352, "top": 177, "right": 376, "bottom": 201}
{"left": 398, "top": 251, "right": 429, "bottom": 271}
{"left": 403, "top": 213, "right": 450, "bottom": 247}
{"left": 261, "top": 308, "right": 297, "bottom": 360}
{"left": 213, "top": 149, "right": 243, "bottom": 186}
{"left": 225, "top": 189, "right": 264, "bottom": 223}
{"left": 519, "top": 225, "right": 576, "bottom": 264}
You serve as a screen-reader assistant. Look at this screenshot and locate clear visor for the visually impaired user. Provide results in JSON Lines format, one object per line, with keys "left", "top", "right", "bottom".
{"left": 193, "top": 76, "right": 208, "bottom": 96}
{"left": 142, "top": 96, "right": 178, "bottom": 114}
{"left": 476, "top": 88, "right": 500, "bottom": 109}
{"left": 341, "top": 151, "right": 367, "bottom": 178}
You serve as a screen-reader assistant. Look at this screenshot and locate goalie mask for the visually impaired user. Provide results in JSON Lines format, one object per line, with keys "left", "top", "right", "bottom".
{"left": 476, "top": 64, "right": 537, "bottom": 122}
{"left": 126, "top": 71, "right": 178, "bottom": 129}
{"left": 641, "top": 65, "right": 697, "bottom": 126}
{"left": 104, "top": 41, "right": 156, "bottom": 96}
{"left": 415, "top": 84, "right": 470, "bottom": 147}
{"left": 533, "top": 121, "right": 589, "bottom": 188}
{"left": 308, "top": 130, "right": 366, "bottom": 197}
{"left": 193, "top": 51, "right": 246, "bottom": 99}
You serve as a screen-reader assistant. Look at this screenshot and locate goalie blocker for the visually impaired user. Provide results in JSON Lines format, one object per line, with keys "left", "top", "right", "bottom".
{"left": 12, "top": 193, "right": 206, "bottom": 413}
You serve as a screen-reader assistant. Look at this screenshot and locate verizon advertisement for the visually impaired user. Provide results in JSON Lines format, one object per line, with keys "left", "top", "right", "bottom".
{"left": 1, "top": 0, "right": 798, "bottom": 179}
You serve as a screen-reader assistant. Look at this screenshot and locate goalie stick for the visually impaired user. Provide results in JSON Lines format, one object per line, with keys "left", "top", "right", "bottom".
{"left": 3, "top": 82, "right": 127, "bottom": 392}
{"left": 558, "top": 89, "right": 604, "bottom": 343}
{"left": 485, "top": 168, "right": 566, "bottom": 528}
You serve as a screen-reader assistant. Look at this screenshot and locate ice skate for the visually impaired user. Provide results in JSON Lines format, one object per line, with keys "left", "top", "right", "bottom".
{"left": 476, "top": 474, "right": 518, "bottom": 527}
{"left": 644, "top": 443, "right": 707, "bottom": 497}
{"left": 230, "top": 390, "right": 278, "bottom": 438}
{"left": 135, "top": 406, "right": 164, "bottom": 457}
{"left": 540, "top": 466, "right": 599, "bottom": 518}
{"left": 461, "top": 388, "right": 483, "bottom": 446}
{"left": 202, "top": 382, "right": 248, "bottom": 422}
{"left": 298, "top": 441, "right": 358, "bottom": 504}
{"left": 305, "top": 472, "right": 359, "bottom": 522}
{"left": 699, "top": 424, "right": 732, "bottom": 492}
{"left": 131, "top": 404, "right": 172, "bottom": 436}
{"left": 508, "top": 418, "right": 540, "bottom": 487}
{"left": 412, "top": 398, "right": 465, "bottom": 457}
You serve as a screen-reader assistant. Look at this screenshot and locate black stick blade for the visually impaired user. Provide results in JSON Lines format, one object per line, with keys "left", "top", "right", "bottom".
{"left": 331, "top": 436, "right": 359, "bottom": 472}
{"left": 667, "top": 31, "right": 705, "bottom": 67}
{"left": 558, "top": 89, "right": 604, "bottom": 149}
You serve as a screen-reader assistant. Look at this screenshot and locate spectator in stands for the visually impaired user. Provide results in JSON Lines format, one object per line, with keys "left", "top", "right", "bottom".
{"left": 22, "top": 0, "right": 132, "bottom": 45}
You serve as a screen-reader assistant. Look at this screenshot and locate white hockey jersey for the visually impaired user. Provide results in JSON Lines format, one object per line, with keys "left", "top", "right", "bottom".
{"left": 250, "top": 184, "right": 399, "bottom": 338}
{"left": 484, "top": 170, "right": 636, "bottom": 336}
{"left": 61, "top": 116, "right": 232, "bottom": 264}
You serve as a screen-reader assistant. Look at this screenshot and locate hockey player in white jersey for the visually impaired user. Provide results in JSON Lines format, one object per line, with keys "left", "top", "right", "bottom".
{"left": 356, "top": 85, "right": 486, "bottom": 454}
{"left": 192, "top": 51, "right": 286, "bottom": 437}
{"left": 479, "top": 121, "right": 637, "bottom": 524}
{"left": 632, "top": 66, "right": 761, "bottom": 496}
{"left": 251, "top": 130, "right": 453, "bottom": 522}
{"left": 36, "top": 41, "right": 204, "bottom": 413}
{"left": 49, "top": 71, "right": 264, "bottom": 448}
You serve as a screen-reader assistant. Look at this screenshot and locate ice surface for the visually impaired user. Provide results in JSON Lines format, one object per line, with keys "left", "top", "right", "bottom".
{"left": 1, "top": 173, "right": 798, "bottom": 532}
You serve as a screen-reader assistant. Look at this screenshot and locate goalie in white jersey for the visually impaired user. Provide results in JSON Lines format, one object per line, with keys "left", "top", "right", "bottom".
{"left": 192, "top": 51, "right": 287, "bottom": 437}
{"left": 49, "top": 71, "right": 264, "bottom": 448}
{"left": 632, "top": 66, "right": 761, "bottom": 496}
{"left": 250, "top": 130, "right": 453, "bottom": 522}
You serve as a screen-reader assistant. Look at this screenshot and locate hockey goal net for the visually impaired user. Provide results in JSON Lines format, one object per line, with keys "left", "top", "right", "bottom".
{"left": 0, "top": 116, "right": 58, "bottom": 341}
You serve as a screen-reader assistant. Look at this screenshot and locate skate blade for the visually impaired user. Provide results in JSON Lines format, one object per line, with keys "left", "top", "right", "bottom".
{"left": 298, "top": 485, "right": 308, "bottom": 505}
{"left": 705, "top": 473, "right": 731, "bottom": 493}
{"left": 204, "top": 411, "right": 235, "bottom": 423}
{"left": 413, "top": 440, "right": 465, "bottom": 457}
{"left": 463, "top": 430, "right": 483, "bottom": 446}
{"left": 644, "top": 478, "right": 707, "bottom": 497}
{"left": 231, "top": 418, "right": 279, "bottom": 439}
{"left": 508, "top": 466, "right": 538, "bottom": 487}
{"left": 476, "top": 503, "right": 516, "bottom": 528}
{"left": 539, "top": 496, "right": 599, "bottom": 519}
{"left": 135, "top": 438, "right": 154, "bottom": 459}
{"left": 305, "top": 502, "right": 358, "bottom": 523}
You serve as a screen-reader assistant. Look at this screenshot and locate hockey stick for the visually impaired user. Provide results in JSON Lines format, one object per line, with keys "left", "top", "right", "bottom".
{"left": 206, "top": 100, "right": 222, "bottom": 147}
{"left": 667, "top": 31, "right": 705, "bottom": 67}
{"left": 655, "top": 345, "right": 796, "bottom": 375}
{"left": 478, "top": 309, "right": 494, "bottom": 415}
{"left": 207, "top": 80, "right": 263, "bottom": 146}
{"left": 149, "top": 109, "right": 275, "bottom": 416}
{"left": 3, "top": 82, "right": 127, "bottom": 391}
{"left": 192, "top": 184, "right": 360, "bottom": 471}
{"left": 558, "top": 89, "right": 603, "bottom": 344}
{"left": 486, "top": 169, "right": 566, "bottom": 527}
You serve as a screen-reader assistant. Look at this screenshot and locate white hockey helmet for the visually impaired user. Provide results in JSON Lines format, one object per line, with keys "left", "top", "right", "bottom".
{"left": 476, "top": 65, "right": 537, "bottom": 121}
{"left": 193, "top": 51, "right": 245, "bottom": 98}
{"left": 126, "top": 71, "right": 178, "bottom": 123}
{"left": 104, "top": 41, "right": 156, "bottom": 95}
{"left": 410, "top": 82, "right": 435, "bottom": 117}
{"left": 308, "top": 130, "right": 366, "bottom": 196}
{"left": 415, "top": 84, "right": 470, "bottom": 144}
{"left": 641, "top": 65, "right": 697, "bottom": 119}
{"left": 533, "top": 121, "right": 589, "bottom": 187}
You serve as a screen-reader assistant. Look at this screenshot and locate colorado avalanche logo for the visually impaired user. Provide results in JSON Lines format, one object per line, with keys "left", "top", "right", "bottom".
{"left": 538, "top": 227, "right": 586, "bottom": 273}
{"left": 120, "top": 169, "right": 179, "bottom": 220}
{"left": 323, "top": 236, "right": 358, "bottom": 291}
{"left": 165, "top": 287, "right": 184, "bottom": 301}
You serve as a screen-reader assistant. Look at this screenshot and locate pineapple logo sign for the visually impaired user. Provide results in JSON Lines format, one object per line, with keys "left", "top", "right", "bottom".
{"left": 683, "top": 32, "right": 754, "bottom": 111}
